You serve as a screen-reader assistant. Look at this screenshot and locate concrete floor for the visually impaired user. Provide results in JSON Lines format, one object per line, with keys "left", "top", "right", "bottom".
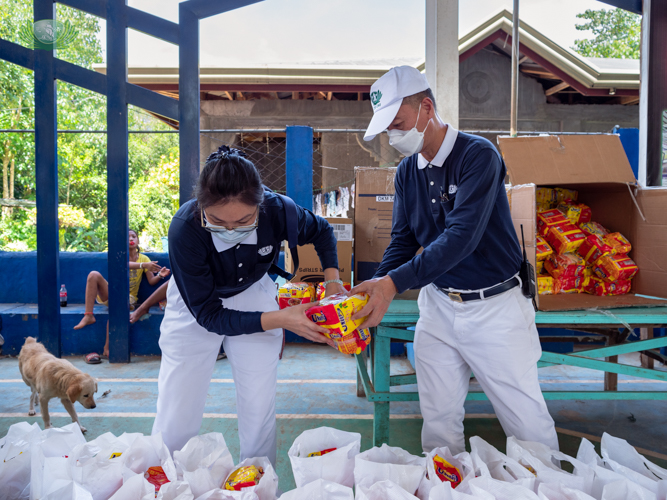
{"left": 1, "top": 344, "right": 666, "bottom": 492}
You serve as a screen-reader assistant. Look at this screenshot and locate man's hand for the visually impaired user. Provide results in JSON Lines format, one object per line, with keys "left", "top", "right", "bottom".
{"left": 261, "top": 302, "right": 335, "bottom": 347}
{"left": 350, "top": 276, "right": 397, "bottom": 330}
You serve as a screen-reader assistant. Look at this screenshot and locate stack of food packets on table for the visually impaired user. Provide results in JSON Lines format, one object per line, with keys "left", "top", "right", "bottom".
{"left": 277, "top": 283, "right": 370, "bottom": 355}
{"left": 535, "top": 187, "right": 638, "bottom": 297}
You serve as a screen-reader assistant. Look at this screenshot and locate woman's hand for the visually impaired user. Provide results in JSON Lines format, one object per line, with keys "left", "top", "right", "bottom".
{"left": 144, "top": 261, "right": 161, "bottom": 273}
{"left": 325, "top": 282, "right": 347, "bottom": 297}
{"left": 261, "top": 302, "right": 334, "bottom": 346}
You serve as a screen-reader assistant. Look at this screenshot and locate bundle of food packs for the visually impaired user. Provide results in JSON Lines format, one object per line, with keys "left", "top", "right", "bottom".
{"left": 315, "top": 282, "right": 351, "bottom": 301}
{"left": 278, "top": 282, "right": 316, "bottom": 309}
{"left": 535, "top": 187, "right": 638, "bottom": 297}
{"left": 224, "top": 465, "right": 264, "bottom": 491}
{"left": 305, "top": 293, "right": 371, "bottom": 355}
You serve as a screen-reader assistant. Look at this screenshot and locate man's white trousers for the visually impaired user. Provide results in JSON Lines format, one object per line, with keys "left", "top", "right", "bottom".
{"left": 415, "top": 284, "right": 559, "bottom": 454}
{"left": 152, "top": 274, "right": 282, "bottom": 464}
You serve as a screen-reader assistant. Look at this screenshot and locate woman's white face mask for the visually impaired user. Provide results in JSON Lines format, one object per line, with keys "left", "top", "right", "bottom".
{"left": 387, "top": 103, "right": 430, "bottom": 157}
{"left": 202, "top": 207, "right": 258, "bottom": 245}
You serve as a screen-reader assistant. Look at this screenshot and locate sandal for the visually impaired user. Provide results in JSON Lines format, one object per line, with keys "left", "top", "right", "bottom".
{"left": 84, "top": 352, "right": 102, "bottom": 364}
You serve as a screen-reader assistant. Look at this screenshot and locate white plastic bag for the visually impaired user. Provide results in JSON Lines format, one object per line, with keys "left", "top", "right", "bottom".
{"left": 418, "top": 447, "right": 474, "bottom": 499}
{"left": 288, "top": 426, "right": 361, "bottom": 488}
{"left": 197, "top": 457, "right": 278, "bottom": 500}
{"left": 109, "top": 473, "right": 155, "bottom": 500}
{"left": 41, "top": 480, "right": 94, "bottom": 500}
{"left": 506, "top": 437, "right": 595, "bottom": 494}
{"left": 537, "top": 483, "right": 596, "bottom": 500}
{"left": 30, "top": 422, "right": 87, "bottom": 500}
{"left": 468, "top": 475, "right": 540, "bottom": 499}
{"left": 356, "top": 480, "right": 420, "bottom": 500}
{"left": 428, "top": 482, "right": 494, "bottom": 500}
{"left": 601, "top": 479, "right": 657, "bottom": 500}
{"left": 354, "top": 444, "right": 425, "bottom": 495}
{"left": 601, "top": 433, "right": 667, "bottom": 481}
{"left": 469, "top": 437, "right": 534, "bottom": 482}
{"left": 150, "top": 481, "right": 195, "bottom": 500}
{"left": 280, "top": 478, "right": 354, "bottom": 500}
{"left": 173, "top": 433, "right": 235, "bottom": 498}
{"left": 576, "top": 439, "right": 604, "bottom": 468}
{"left": 69, "top": 431, "right": 142, "bottom": 500}
{"left": 0, "top": 421, "right": 41, "bottom": 500}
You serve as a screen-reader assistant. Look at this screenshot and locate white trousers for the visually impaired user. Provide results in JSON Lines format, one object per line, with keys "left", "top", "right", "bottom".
{"left": 414, "top": 285, "right": 559, "bottom": 455}
{"left": 152, "top": 274, "right": 282, "bottom": 464}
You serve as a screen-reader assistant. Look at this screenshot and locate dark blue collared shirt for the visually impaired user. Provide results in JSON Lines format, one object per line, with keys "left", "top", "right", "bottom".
{"left": 169, "top": 190, "right": 338, "bottom": 336}
{"left": 375, "top": 130, "right": 522, "bottom": 293}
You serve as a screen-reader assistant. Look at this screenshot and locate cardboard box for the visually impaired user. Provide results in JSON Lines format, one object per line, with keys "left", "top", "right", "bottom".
{"left": 285, "top": 217, "right": 353, "bottom": 284}
{"left": 499, "top": 134, "right": 667, "bottom": 311}
{"left": 354, "top": 167, "right": 397, "bottom": 284}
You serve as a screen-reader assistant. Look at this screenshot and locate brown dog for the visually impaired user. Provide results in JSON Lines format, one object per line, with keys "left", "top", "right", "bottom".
{"left": 18, "top": 337, "right": 97, "bottom": 432}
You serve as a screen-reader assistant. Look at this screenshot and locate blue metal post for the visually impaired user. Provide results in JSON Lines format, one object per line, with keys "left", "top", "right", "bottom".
{"left": 286, "top": 126, "right": 313, "bottom": 209}
{"left": 34, "top": 0, "right": 61, "bottom": 356}
{"left": 107, "top": 0, "right": 130, "bottom": 363}
{"left": 179, "top": 3, "right": 199, "bottom": 205}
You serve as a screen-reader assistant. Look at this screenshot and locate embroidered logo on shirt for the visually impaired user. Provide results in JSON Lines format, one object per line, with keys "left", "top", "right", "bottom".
{"left": 449, "top": 185, "right": 458, "bottom": 195}
{"left": 258, "top": 245, "right": 273, "bottom": 256}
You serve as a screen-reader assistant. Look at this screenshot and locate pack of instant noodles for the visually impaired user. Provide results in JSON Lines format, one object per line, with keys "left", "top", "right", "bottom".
{"left": 536, "top": 188, "right": 557, "bottom": 208}
{"left": 554, "top": 187, "right": 578, "bottom": 203}
{"left": 224, "top": 465, "right": 264, "bottom": 491}
{"left": 536, "top": 235, "right": 553, "bottom": 261}
{"left": 537, "top": 209, "right": 568, "bottom": 236}
{"left": 537, "top": 274, "right": 554, "bottom": 295}
{"left": 554, "top": 276, "right": 586, "bottom": 294}
{"left": 145, "top": 466, "right": 170, "bottom": 495}
{"left": 546, "top": 222, "right": 586, "bottom": 254}
{"left": 316, "top": 282, "right": 351, "bottom": 301}
{"left": 432, "top": 455, "right": 463, "bottom": 488}
{"left": 278, "top": 282, "right": 315, "bottom": 309}
{"left": 579, "top": 221, "right": 609, "bottom": 238}
{"left": 604, "top": 232, "right": 632, "bottom": 255}
{"left": 577, "top": 234, "right": 613, "bottom": 265}
{"left": 307, "top": 447, "right": 337, "bottom": 457}
{"left": 584, "top": 277, "right": 632, "bottom": 296}
{"left": 594, "top": 255, "right": 638, "bottom": 282}
{"left": 557, "top": 201, "right": 592, "bottom": 225}
{"left": 306, "top": 293, "right": 371, "bottom": 354}
{"left": 545, "top": 253, "right": 586, "bottom": 279}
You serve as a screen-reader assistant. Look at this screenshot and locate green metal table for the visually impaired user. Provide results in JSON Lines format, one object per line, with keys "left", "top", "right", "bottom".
{"left": 355, "top": 300, "right": 667, "bottom": 446}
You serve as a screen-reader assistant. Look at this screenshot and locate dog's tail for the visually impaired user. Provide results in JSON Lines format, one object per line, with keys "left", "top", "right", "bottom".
{"left": 24, "top": 337, "right": 37, "bottom": 345}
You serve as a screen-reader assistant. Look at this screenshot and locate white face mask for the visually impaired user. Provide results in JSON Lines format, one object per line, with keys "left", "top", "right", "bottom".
{"left": 387, "top": 104, "right": 430, "bottom": 157}
{"left": 209, "top": 226, "right": 257, "bottom": 245}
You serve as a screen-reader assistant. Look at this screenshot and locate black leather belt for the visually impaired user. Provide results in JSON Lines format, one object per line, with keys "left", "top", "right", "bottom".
{"left": 438, "top": 277, "right": 520, "bottom": 303}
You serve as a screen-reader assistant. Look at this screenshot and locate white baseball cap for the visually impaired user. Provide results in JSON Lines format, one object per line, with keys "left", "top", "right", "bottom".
{"left": 364, "top": 65, "right": 431, "bottom": 141}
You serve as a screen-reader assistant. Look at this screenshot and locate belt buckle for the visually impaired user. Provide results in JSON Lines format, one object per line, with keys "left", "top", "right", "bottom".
{"left": 448, "top": 292, "right": 463, "bottom": 303}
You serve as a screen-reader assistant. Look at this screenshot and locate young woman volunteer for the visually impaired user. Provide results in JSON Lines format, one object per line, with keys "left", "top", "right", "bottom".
{"left": 152, "top": 146, "right": 346, "bottom": 464}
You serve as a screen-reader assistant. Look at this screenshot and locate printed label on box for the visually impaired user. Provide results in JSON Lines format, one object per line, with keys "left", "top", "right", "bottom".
{"left": 376, "top": 195, "right": 394, "bottom": 202}
{"left": 331, "top": 223, "right": 353, "bottom": 242}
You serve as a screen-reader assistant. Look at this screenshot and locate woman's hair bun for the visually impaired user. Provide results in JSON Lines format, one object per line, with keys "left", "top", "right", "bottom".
{"left": 206, "top": 145, "right": 247, "bottom": 163}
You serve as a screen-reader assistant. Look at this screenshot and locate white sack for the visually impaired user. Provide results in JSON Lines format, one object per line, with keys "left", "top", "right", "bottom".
{"left": 428, "top": 482, "right": 495, "bottom": 500}
{"left": 576, "top": 439, "right": 604, "bottom": 468}
{"left": 355, "top": 480, "right": 420, "bottom": 500}
{"left": 601, "top": 433, "right": 667, "bottom": 481}
{"left": 468, "top": 475, "right": 540, "bottom": 499}
{"left": 196, "top": 457, "right": 278, "bottom": 500}
{"left": 506, "top": 436, "right": 595, "bottom": 494}
{"left": 354, "top": 444, "right": 426, "bottom": 495}
{"left": 109, "top": 473, "right": 155, "bottom": 500}
{"left": 418, "top": 447, "right": 474, "bottom": 499}
{"left": 149, "top": 480, "right": 195, "bottom": 500}
{"left": 537, "top": 483, "right": 596, "bottom": 500}
{"left": 469, "top": 436, "right": 535, "bottom": 482}
{"left": 280, "top": 478, "right": 354, "bottom": 500}
{"left": 41, "top": 480, "right": 94, "bottom": 500}
{"left": 288, "top": 426, "right": 361, "bottom": 488}
{"left": 173, "top": 433, "right": 235, "bottom": 498}
{"left": 120, "top": 432, "right": 177, "bottom": 482}
{"left": 601, "top": 479, "right": 657, "bottom": 500}
{"left": 0, "top": 422, "right": 41, "bottom": 500}
{"left": 30, "top": 423, "right": 87, "bottom": 500}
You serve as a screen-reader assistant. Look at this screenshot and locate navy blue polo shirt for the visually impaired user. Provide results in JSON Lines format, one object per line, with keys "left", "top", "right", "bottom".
{"left": 374, "top": 128, "right": 522, "bottom": 293}
{"left": 169, "top": 190, "right": 338, "bottom": 336}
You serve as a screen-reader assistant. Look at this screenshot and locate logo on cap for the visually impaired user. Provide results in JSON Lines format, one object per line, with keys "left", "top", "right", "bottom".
{"left": 370, "top": 90, "right": 382, "bottom": 108}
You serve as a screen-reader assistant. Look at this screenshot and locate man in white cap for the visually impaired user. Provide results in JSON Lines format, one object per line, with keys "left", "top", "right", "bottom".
{"left": 351, "top": 66, "right": 558, "bottom": 454}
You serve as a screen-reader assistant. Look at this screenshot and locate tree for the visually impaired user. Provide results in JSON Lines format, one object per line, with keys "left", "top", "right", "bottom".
{"left": 573, "top": 8, "right": 641, "bottom": 59}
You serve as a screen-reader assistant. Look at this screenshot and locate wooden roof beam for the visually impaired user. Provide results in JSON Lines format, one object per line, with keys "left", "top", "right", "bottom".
{"left": 545, "top": 81, "right": 570, "bottom": 96}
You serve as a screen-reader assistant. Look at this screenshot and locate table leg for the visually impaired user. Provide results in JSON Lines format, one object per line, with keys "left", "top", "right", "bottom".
{"left": 357, "top": 348, "right": 367, "bottom": 398}
{"left": 373, "top": 332, "right": 391, "bottom": 446}
{"left": 604, "top": 330, "right": 618, "bottom": 391}
{"left": 640, "top": 327, "right": 655, "bottom": 369}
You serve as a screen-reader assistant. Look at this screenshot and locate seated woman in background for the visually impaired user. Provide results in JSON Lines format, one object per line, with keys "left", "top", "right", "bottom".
{"left": 75, "top": 229, "right": 170, "bottom": 363}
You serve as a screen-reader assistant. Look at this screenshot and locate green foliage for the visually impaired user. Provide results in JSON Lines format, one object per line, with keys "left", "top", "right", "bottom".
{"left": 0, "top": 0, "right": 179, "bottom": 252}
{"left": 573, "top": 8, "right": 641, "bottom": 59}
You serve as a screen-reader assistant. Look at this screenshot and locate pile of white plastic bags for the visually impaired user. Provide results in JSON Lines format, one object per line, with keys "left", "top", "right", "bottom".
{"left": 1, "top": 422, "right": 666, "bottom": 500}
